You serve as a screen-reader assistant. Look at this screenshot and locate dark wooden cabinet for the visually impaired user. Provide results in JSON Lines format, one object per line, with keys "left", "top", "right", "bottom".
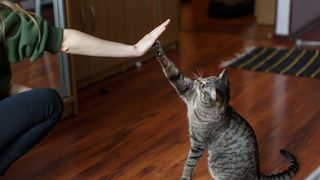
{"left": 65, "top": 0, "right": 179, "bottom": 88}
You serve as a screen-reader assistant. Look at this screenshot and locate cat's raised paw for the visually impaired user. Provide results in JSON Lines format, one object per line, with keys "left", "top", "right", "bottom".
{"left": 152, "top": 40, "right": 163, "bottom": 57}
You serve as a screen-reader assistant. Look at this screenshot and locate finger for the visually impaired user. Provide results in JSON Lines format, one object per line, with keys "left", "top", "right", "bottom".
{"left": 157, "top": 19, "right": 170, "bottom": 30}
{"left": 154, "top": 19, "right": 170, "bottom": 30}
{"left": 148, "top": 27, "right": 166, "bottom": 40}
{"left": 156, "top": 27, "right": 166, "bottom": 36}
{"left": 150, "top": 19, "right": 170, "bottom": 34}
{"left": 151, "top": 25, "right": 166, "bottom": 37}
{"left": 161, "top": 19, "right": 170, "bottom": 26}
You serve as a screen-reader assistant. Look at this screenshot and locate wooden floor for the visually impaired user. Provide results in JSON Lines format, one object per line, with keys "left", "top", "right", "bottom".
{"left": 11, "top": 53, "right": 60, "bottom": 88}
{"left": 2, "top": 1, "right": 320, "bottom": 179}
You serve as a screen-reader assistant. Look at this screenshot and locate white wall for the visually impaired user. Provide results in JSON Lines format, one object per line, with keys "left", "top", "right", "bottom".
{"left": 290, "top": 0, "right": 320, "bottom": 34}
{"left": 275, "top": 0, "right": 320, "bottom": 36}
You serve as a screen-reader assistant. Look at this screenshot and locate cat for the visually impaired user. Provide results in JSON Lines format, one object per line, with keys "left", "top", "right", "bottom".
{"left": 152, "top": 41, "right": 299, "bottom": 180}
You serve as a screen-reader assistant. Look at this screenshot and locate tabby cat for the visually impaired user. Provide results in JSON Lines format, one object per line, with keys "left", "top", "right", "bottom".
{"left": 152, "top": 41, "right": 299, "bottom": 180}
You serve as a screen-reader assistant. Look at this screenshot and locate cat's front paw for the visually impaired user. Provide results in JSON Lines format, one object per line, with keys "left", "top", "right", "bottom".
{"left": 152, "top": 40, "right": 164, "bottom": 57}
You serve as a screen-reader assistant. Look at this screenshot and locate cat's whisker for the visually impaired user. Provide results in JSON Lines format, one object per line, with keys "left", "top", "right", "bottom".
{"left": 196, "top": 66, "right": 201, "bottom": 78}
{"left": 212, "top": 67, "right": 217, "bottom": 76}
{"left": 196, "top": 65, "right": 200, "bottom": 77}
{"left": 210, "top": 67, "right": 215, "bottom": 76}
{"left": 192, "top": 72, "right": 199, "bottom": 79}
{"left": 199, "top": 65, "right": 203, "bottom": 77}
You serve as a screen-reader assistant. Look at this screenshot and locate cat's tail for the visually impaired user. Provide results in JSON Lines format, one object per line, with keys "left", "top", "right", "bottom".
{"left": 260, "top": 149, "right": 299, "bottom": 180}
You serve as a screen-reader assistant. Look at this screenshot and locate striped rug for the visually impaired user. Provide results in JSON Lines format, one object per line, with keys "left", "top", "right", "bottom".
{"left": 221, "top": 47, "right": 320, "bottom": 79}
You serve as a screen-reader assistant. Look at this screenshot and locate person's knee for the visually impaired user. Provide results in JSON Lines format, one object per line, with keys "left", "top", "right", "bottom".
{"left": 35, "top": 88, "right": 64, "bottom": 120}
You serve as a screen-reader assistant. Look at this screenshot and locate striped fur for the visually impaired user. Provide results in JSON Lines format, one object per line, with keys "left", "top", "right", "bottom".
{"left": 152, "top": 41, "right": 299, "bottom": 180}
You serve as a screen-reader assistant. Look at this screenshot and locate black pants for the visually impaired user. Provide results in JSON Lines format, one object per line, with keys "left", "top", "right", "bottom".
{"left": 0, "top": 88, "right": 63, "bottom": 175}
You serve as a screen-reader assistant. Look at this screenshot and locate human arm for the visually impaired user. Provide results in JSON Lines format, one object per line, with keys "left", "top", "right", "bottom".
{"left": 60, "top": 19, "right": 170, "bottom": 58}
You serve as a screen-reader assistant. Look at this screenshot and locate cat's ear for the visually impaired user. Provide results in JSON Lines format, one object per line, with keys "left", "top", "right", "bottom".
{"left": 219, "top": 69, "right": 229, "bottom": 86}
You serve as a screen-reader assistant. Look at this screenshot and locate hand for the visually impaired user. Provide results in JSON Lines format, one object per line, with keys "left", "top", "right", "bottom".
{"left": 134, "top": 19, "right": 170, "bottom": 57}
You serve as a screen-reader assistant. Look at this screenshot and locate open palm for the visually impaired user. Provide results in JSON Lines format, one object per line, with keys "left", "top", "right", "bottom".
{"left": 134, "top": 19, "right": 170, "bottom": 56}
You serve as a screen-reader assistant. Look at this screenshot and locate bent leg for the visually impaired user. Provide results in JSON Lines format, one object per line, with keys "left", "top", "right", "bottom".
{"left": 0, "top": 88, "right": 63, "bottom": 175}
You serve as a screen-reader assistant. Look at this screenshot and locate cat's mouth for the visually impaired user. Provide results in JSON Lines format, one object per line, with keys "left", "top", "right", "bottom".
{"left": 195, "top": 80, "right": 223, "bottom": 104}
{"left": 200, "top": 89, "right": 224, "bottom": 106}
{"left": 199, "top": 91, "right": 214, "bottom": 105}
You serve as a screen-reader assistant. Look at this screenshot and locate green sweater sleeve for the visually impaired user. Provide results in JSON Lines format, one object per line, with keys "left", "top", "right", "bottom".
{"left": 0, "top": 7, "right": 63, "bottom": 99}
{"left": 3, "top": 9, "right": 63, "bottom": 63}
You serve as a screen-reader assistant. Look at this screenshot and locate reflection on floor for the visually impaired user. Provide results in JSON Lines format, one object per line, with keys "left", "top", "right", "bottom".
{"left": 11, "top": 53, "right": 59, "bottom": 88}
{"left": 2, "top": 0, "right": 320, "bottom": 180}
